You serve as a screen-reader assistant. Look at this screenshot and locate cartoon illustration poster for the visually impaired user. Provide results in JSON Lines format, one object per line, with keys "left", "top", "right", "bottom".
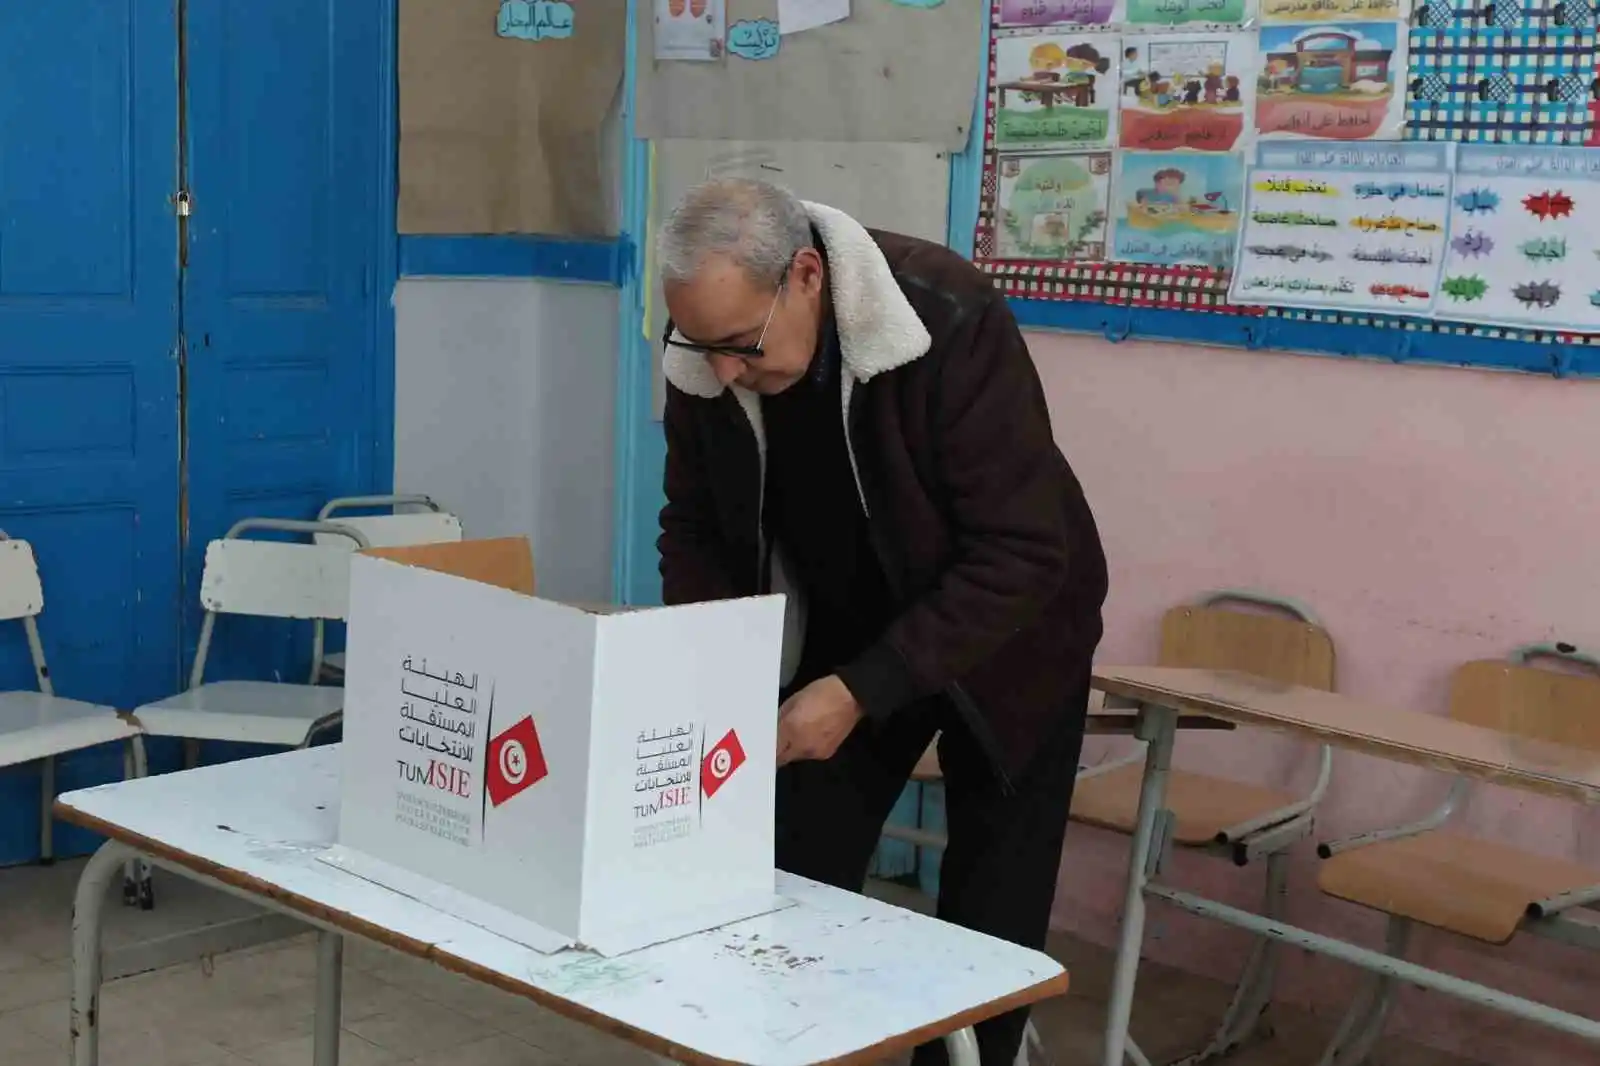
{"left": 1126, "top": 0, "right": 1253, "bottom": 26}
{"left": 1119, "top": 34, "right": 1255, "bottom": 152}
{"left": 995, "top": 152, "right": 1113, "bottom": 261}
{"left": 1112, "top": 151, "right": 1246, "bottom": 267}
{"left": 1259, "top": 0, "right": 1406, "bottom": 21}
{"left": 994, "top": 33, "right": 1121, "bottom": 150}
{"left": 1255, "top": 23, "right": 1407, "bottom": 140}
{"left": 998, "top": 0, "right": 1121, "bottom": 27}
{"left": 1436, "top": 145, "right": 1600, "bottom": 330}
{"left": 1227, "top": 141, "right": 1454, "bottom": 314}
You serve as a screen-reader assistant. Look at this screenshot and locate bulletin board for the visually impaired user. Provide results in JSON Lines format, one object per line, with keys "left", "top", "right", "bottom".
{"left": 965, "top": 0, "right": 1600, "bottom": 366}
{"left": 645, "top": 139, "right": 954, "bottom": 415}
{"left": 398, "top": 0, "right": 627, "bottom": 237}
{"left": 634, "top": 0, "right": 985, "bottom": 148}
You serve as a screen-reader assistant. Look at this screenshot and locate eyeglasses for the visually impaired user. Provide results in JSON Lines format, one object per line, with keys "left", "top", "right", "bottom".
{"left": 662, "top": 281, "right": 786, "bottom": 362}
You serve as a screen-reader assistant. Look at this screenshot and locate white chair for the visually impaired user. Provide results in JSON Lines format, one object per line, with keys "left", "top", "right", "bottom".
{"left": 0, "top": 533, "right": 148, "bottom": 869}
{"left": 132, "top": 518, "right": 368, "bottom": 755}
{"left": 313, "top": 494, "right": 463, "bottom": 680}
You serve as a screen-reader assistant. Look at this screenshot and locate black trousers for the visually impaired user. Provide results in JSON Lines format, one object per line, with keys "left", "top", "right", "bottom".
{"left": 775, "top": 676, "right": 1089, "bottom": 1066}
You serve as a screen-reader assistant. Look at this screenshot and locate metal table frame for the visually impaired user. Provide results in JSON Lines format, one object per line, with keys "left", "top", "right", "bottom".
{"left": 69, "top": 839, "right": 985, "bottom": 1066}
{"left": 1102, "top": 702, "right": 1600, "bottom": 1066}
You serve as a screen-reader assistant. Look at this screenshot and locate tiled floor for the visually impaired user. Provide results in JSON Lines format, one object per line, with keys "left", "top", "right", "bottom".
{"left": 0, "top": 859, "right": 1478, "bottom": 1066}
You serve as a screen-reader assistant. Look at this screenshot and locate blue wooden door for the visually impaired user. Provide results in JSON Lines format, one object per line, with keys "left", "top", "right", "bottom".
{"left": 0, "top": 3, "right": 185, "bottom": 862}
{"left": 181, "top": 0, "right": 390, "bottom": 681}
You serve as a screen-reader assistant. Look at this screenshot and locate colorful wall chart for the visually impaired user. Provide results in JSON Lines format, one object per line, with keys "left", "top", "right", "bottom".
{"left": 1112, "top": 150, "right": 1245, "bottom": 266}
{"left": 1120, "top": 33, "right": 1255, "bottom": 151}
{"left": 994, "top": 31, "right": 1122, "bottom": 149}
{"left": 995, "top": 151, "right": 1114, "bottom": 260}
{"left": 1438, "top": 145, "right": 1600, "bottom": 330}
{"left": 1228, "top": 141, "right": 1453, "bottom": 314}
{"left": 1255, "top": 22, "right": 1407, "bottom": 140}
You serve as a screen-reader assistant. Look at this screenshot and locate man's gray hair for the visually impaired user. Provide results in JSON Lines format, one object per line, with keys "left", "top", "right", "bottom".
{"left": 656, "top": 178, "right": 813, "bottom": 287}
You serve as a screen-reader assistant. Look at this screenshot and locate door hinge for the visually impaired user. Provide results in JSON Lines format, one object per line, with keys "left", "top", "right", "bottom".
{"left": 172, "top": 190, "right": 193, "bottom": 217}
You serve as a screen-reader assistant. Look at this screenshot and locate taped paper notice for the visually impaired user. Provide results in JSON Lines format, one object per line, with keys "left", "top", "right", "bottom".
{"left": 655, "top": 0, "right": 726, "bottom": 60}
{"left": 779, "top": 0, "right": 849, "bottom": 34}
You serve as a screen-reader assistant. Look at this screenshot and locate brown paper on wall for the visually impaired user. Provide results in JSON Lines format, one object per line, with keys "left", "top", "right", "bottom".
{"left": 399, "top": 0, "right": 625, "bottom": 236}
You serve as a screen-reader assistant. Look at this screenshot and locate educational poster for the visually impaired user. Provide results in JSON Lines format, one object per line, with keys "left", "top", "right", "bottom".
{"left": 1228, "top": 141, "right": 1453, "bottom": 313}
{"left": 1125, "top": 0, "right": 1252, "bottom": 27}
{"left": 1259, "top": 0, "right": 1405, "bottom": 21}
{"left": 996, "top": 152, "right": 1113, "bottom": 260}
{"left": 1436, "top": 145, "right": 1600, "bottom": 330}
{"left": 653, "top": 0, "right": 726, "bottom": 60}
{"left": 1112, "top": 151, "right": 1245, "bottom": 267}
{"left": 994, "top": 33, "right": 1121, "bottom": 150}
{"left": 998, "top": 0, "right": 1120, "bottom": 26}
{"left": 1255, "top": 23, "right": 1408, "bottom": 140}
{"left": 1119, "top": 34, "right": 1255, "bottom": 152}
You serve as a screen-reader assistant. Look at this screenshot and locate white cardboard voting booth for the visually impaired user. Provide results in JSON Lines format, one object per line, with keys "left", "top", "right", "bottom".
{"left": 322, "top": 538, "right": 789, "bottom": 956}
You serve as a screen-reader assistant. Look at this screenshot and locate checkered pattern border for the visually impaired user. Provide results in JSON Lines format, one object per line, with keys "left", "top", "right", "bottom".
{"left": 973, "top": 0, "right": 1600, "bottom": 341}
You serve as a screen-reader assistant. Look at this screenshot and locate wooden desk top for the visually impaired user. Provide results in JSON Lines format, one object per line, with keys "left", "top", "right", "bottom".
{"left": 1092, "top": 666, "right": 1600, "bottom": 806}
{"left": 57, "top": 748, "right": 1067, "bottom": 1066}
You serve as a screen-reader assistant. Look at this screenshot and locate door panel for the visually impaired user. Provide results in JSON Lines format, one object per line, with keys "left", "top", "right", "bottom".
{"left": 0, "top": 1, "right": 183, "bottom": 861}
{"left": 182, "top": 0, "right": 385, "bottom": 682}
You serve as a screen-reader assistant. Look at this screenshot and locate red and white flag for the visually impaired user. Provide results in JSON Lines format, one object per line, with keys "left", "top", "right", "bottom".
{"left": 486, "top": 715, "right": 548, "bottom": 807}
{"left": 700, "top": 728, "right": 746, "bottom": 799}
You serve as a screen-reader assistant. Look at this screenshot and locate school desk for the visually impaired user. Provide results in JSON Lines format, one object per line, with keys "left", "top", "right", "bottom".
{"left": 54, "top": 746, "right": 1068, "bottom": 1066}
{"left": 1090, "top": 665, "right": 1600, "bottom": 1066}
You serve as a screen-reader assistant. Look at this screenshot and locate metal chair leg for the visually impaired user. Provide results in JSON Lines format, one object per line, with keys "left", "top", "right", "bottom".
{"left": 1314, "top": 916, "right": 1411, "bottom": 1066}
{"left": 39, "top": 754, "right": 56, "bottom": 865}
{"left": 119, "top": 739, "right": 154, "bottom": 910}
{"left": 1168, "top": 850, "right": 1289, "bottom": 1066}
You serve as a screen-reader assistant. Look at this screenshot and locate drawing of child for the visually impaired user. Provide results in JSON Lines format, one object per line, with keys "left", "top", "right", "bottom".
{"left": 1203, "top": 66, "right": 1224, "bottom": 104}
{"left": 1137, "top": 168, "right": 1187, "bottom": 206}
{"left": 1029, "top": 42, "right": 1067, "bottom": 81}
{"left": 1122, "top": 45, "right": 1145, "bottom": 98}
{"left": 1224, "top": 75, "right": 1241, "bottom": 103}
{"left": 1153, "top": 80, "right": 1172, "bottom": 107}
{"left": 1183, "top": 81, "right": 1202, "bottom": 106}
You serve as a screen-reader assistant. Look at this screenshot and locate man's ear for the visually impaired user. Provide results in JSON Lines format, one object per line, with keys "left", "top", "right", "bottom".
{"left": 792, "top": 247, "right": 826, "bottom": 299}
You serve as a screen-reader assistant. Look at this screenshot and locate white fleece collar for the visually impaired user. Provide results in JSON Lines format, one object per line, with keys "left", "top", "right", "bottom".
{"left": 660, "top": 201, "right": 934, "bottom": 400}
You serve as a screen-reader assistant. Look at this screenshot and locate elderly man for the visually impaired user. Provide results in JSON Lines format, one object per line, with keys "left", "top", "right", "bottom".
{"left": 655, "top": 179, "right": 1107, "bottom": 1065}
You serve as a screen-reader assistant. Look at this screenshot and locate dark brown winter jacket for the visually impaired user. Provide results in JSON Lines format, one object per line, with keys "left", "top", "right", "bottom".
{"left": 657, "top": 201, "right": 1108, "bottom": 783}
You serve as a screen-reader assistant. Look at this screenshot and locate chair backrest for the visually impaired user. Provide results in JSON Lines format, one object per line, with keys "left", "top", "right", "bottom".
{"left": 0, "top": 537, "right": 45, "bottom": 623}
{"left": 1449, "top": 652, "right": 1600, "bottom": 754}
{"left": 312, "top": 511, "right": 463, "bottom": 550}
{"left": 199, "top": 538, "right": 358, "bottom": 622}
{"left": 1158, "top": 589, "right": 1336, "bottom": 692}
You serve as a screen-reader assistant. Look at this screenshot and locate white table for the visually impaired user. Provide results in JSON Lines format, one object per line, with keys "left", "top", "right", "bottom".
{"left": 1092, "top": 666, "right": 1600, "bottom": 1066}
{"left": 55, "top": 746, "right": 1068, "bottom": 1066}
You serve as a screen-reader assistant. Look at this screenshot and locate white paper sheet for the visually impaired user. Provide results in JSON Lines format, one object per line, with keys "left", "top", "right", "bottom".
{"left": 778, "top": 0, "right": 849, "bottom": 34}
{"left": 1228, "top": 141, "right": 1454, "bottom": 315}
{"left": 654, "top": 0, "right": 726, "bottom": 60}
{"left": 1431, "top": 145, "right": 1600, "bottom": 331}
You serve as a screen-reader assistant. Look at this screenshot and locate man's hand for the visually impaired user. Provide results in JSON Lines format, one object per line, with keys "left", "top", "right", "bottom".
{"left": 777, "top": 675, "right": 863, "bottom": 766}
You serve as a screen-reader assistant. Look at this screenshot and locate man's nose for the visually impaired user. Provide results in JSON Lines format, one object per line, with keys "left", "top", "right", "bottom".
{"left": 709, "top": 354, "right": 745, "bottom": 387}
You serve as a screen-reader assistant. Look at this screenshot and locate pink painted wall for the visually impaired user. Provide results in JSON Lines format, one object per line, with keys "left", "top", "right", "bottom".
{"left": 1031, "top": 333, "right": 1600, "bottom": 1065}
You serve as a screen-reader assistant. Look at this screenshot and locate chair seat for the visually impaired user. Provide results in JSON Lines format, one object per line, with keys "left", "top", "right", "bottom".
{"left": 1071, "top": 761, "right": 1299, "bottom": 845}
{"left": 321, "top": 652, "right": 346, "bottom": 675}
{"left": 1318, "top": 829, "right": 1600, "bottom": 944}
{"left": 134, "top": 681, "right": 344, "bottom": 747}
{"left": 0, "top": 691, "right": 139, "bottom": 768}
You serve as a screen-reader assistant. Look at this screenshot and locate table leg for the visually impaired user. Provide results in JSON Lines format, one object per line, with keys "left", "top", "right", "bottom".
{"left": 944, "top": 1026, "right": 980, "bottom": 1066}
{"left": 313, "top": 931, "right": 344, "bottom": 1066}
{"left": 1102, "top": 704, "right": 1178, "bottom": 1066}
{"left": 72, "top": 840, "right": 136, "bottom": 1066}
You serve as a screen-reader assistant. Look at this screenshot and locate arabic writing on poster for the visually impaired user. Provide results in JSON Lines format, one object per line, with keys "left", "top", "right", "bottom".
{"left": 496, "top": 0, "right": 575, "bottom": 40}
{"left": 1228, "top": 142, "right": 1453, "bottom": 314}
{"left": 632, "top": 722, "right": 699, "bottom": 849}
{"left": 1119, "top": 33, "right": 1254, "bottom": 152}
{"left": 393, "top": 655, "right": 489, "bottom": 848}
{"left": 726, "top": 19, "right": 781, "bottom": 59}
{"left": 994, "top": 32, "right": 1121, "bottom": 150}
{"left": 1255, "top": 22, "right": 1407, "bottom": 141}
{"left": 1125, "top": 0, "right": 1253, "bottom": 26}
{"left": 998, "top": 0, "right": 1120, "bottom": 23}
{"left": 1436, "top": 145, "right": 1600, "bottom": 330}
{"left": 1258, "top": 0, "right": 1402, "bottom": 21}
